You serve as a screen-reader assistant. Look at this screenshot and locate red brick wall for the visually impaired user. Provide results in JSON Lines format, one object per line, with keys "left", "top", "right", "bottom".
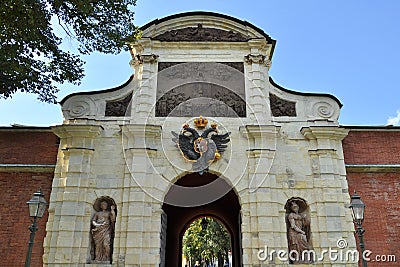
{"left": 0, "top": 129, "right": 58, "bottom": 267}
{"left": 0, "top": 130, "right": 59, "bottom": 164}
{"left": 347, "top": 173, "right": 400, "bottom": 267}
{"left": 0, "top": 173, "right": 53, "bottom": 267}
{"left": 343, "top": 130, "right": 400, "bottom": 164}
{"left": 344, "top": 130, "right": 400, "bottom": 266}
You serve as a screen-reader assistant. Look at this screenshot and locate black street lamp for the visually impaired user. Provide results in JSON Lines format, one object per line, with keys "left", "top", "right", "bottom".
{"left": 349, "top": 191, "right": 367, "bottom": 267}
{"left": 25, "top": 189, "right": 48, "bottom": 267}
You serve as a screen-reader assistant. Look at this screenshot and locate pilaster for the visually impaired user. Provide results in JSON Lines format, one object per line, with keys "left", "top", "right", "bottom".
{"left": 244, "top": 48, "right": 270, "bottom": 120}
{"left": 130, "top": 42, "right": 159, "bottom": 122}
{"left": 44, "top": 125, "right": 102, "bottom": 266}
{"left": 300, "top": 126, "right": 356, "bottom": 261}
{"left": 119, "top": 124, "right": 163, "bottom": 266}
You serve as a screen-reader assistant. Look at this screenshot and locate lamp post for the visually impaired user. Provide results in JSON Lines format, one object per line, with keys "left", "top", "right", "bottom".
{"left": 349, "top": 191, "right": 367, "bottom": 267}
{"left": 25, "top": 189, "right": 48, "bottom": 267}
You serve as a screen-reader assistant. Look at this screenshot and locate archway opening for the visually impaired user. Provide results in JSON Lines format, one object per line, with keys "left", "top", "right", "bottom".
{"left": 182, "top": 216, "right": 232, "bottom": 267}
{"left": 162, "top": 172, "right": 241, "bottom": 267}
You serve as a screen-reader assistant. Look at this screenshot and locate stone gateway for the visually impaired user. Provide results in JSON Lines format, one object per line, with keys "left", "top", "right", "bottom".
{"left": 44, "top": 12, "right": 356, "bottom": 266}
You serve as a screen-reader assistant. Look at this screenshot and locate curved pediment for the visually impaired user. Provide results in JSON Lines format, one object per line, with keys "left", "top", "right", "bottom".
{"left": 140, "top": 11, "right": 276, "bottom": 45}
{"left": 59, "top": 12, "right": 342, "bottom": 124}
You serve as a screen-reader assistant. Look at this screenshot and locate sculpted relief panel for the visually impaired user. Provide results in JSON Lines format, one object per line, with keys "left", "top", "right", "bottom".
{"left": 269, "top": 93, "right": 297, "bottom": 117}
{"left": 105, "top": 93, "right": 132, "bottom": 117}
{"left": 153, "top": 23, "right": 250, "bottom": 42}
{"left": 156, "top": 62, "right": 246, "bottom": 117}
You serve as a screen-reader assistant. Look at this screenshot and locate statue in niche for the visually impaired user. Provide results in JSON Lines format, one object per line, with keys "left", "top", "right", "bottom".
{"left": 90, "top": 197, "right": 117, "bottom": 263}
{"left": 284, "top": 198, "right": 313, "bottom": 264}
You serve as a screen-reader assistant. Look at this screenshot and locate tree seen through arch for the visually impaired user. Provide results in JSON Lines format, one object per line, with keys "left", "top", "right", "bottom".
{"left": 182, "top": 217, "right": 231, "bottom": 267}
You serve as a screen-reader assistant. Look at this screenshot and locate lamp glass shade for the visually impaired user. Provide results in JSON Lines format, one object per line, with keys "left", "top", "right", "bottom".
{"left": 350, "top": 192, "right": 365, "bottom": 221}
{"left": 27, "top": 190, "right": 47, "bottom": 218}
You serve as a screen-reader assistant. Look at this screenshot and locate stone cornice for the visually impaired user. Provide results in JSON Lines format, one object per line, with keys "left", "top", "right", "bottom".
{"left": 240, "top": 125, "right": 280, "bottom": 152}
{"left": 121, "top": 124, "right": 162, "bottom": 151}
{"left": 51, "top": 125, "right": 103, "bottom": 139}
{"left": 346, "top": 164, "right": 400, "bottom": 173}
{"left": 136, "top": 54, "right": 159, "bottom": 64}
{"left": 0, "top": 164, "right": 55, "bottom": 173}
{"left": 301, "top": 126, "right": 349, "bottom": 141}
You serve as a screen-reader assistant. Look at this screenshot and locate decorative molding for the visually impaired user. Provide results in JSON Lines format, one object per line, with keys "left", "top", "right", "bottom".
{"left": 105, "top": 93, "right": 132, "bottom": 117}
{"left": 136, "top": 54, "right": 159, "bottom": 64}
{"left": 244, "top": 53, "right": 266, "bottom": 64}
{"left": 264, "top": 58, "right": 272, "bottom": 69}
{"left": 269, "top": 94, "right": 296, "bottom": 117}
{"left": 241, "top": 125, "right": 281, "bottom": 151}
{"left": 0, "top": 164, "right": 56, "bottom": 173}
{"left": 52, "top": 125, "right": 103, "bottom": 151}
{"left": 153, "top": 23, "right": 249, "bottom": 42}
{"left": 346, "top": 164, "right": 400, "bottom": 173}
{"left": 121, "top": 124, "right": 162, "bottom": 151}
{"left": 301, "top": 127, "right": 349, "bottom": 142}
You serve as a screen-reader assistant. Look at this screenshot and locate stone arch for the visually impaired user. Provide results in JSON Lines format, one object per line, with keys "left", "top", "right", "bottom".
{"left": 161, "top": 172, "right": 242, "bottom": 267}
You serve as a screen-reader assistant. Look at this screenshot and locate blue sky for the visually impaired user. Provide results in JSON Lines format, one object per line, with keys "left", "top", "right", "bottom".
{"left": 1, "top": 0, "right": 400, "bottom": 126}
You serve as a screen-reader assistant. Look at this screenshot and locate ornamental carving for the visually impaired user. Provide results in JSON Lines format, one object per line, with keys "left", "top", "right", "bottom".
{"left": 153, "top": 24, "right": 249, "bottom": 42}
{"left": 136, "top": 54, "right": 159, "bottom": 64}
{"left": 105, "top": 93, "right": 132, "bottom": 117}
{"left": 171, "top": 117, "right": 230, "bottom": 174}
{"left": 62, "top": 96, "right": 97, "bottom": 119}
{"left": 269, "top": 93, "right": 296, "bottom": 117}
{"left": 155, "top": 84, "right": 246, "bottom": 117}
{"left": 156, "top": 62, "right": 245, "bottom": 117}
{"left": 311, "top": 101, "right": 334, "bottom": 118}
{"left": 244, "top": 53, "right": 266, "bottom": 64}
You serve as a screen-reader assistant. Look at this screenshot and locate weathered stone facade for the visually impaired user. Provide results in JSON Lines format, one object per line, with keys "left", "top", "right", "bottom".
{"left": 43, "top": 12, "right": 357, "bottom": 266}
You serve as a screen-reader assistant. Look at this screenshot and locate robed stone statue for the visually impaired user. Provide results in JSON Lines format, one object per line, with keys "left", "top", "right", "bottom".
{"left": 285, "top": 197, "right": 313, "bottom": 264}
{"left": 90, "top": 197, "right": 116, "bottom": 263}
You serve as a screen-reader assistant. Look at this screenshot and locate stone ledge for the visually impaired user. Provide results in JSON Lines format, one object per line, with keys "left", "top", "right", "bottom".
{"left": 0, "top": 164, "right": 55, "bottom": 172}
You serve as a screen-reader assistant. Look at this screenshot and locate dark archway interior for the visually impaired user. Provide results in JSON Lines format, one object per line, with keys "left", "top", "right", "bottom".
{"left": 162, "top": 172, "right": 241, "bottom": 267}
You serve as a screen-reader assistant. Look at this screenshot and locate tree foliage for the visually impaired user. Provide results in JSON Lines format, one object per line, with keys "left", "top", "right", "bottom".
{"left": 0, "top": 0, "right": 139, "bottom": 103}
{"left": 183, "top": 218, "right": 231, "bottom": 267}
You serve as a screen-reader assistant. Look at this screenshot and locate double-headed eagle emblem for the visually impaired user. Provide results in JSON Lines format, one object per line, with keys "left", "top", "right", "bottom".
{"left": 171, "top": 116, "right": 231, "bottom": 175}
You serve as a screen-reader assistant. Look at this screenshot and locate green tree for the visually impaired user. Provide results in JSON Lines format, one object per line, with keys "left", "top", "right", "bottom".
{"left": 183, "top": 218, "right": 231, "bottom": 267}
{"left": 0, "top": 0, "right": 139, "bottom": 103}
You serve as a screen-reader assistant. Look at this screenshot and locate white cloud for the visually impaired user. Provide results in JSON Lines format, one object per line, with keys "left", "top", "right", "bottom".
{"left": 387, "top": 110, "right": 400, "bottom": 126}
